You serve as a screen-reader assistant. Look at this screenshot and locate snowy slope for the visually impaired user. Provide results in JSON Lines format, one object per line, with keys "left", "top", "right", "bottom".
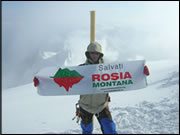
{"left": 2, "top": 59, "right": 179, "bottom": 134}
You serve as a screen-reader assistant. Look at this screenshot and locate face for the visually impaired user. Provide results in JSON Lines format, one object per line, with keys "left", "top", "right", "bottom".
{"left": 89, "top": 52, "right": 101, "bottom": 62}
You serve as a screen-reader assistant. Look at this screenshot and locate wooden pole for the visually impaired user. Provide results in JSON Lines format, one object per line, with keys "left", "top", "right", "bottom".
{"left": 90, "top": 11, "right": 96, "bottom": 42}
{"left": 90, "top": 10, "right": 96, "bottom": 129}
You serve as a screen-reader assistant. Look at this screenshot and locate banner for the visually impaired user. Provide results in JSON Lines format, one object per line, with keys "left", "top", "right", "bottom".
{"left": 36, "top": 60, "right": 147, "bottom": 96}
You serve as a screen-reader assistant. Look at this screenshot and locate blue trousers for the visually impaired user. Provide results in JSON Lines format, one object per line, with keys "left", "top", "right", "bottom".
{"left": 80, "top": 107, "right": 117, "bottom": 134}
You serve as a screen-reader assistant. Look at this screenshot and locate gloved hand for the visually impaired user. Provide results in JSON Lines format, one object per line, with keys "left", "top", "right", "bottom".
{"left": 144, "top": 65, "right": 150, "bottom": 76}
{"left": 33, "top": 77, "right": 39, "bottom": 87}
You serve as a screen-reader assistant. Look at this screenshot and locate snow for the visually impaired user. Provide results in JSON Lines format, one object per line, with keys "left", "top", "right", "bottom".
{"left": 2, "top": 59, "right": 179, "bottom": 134}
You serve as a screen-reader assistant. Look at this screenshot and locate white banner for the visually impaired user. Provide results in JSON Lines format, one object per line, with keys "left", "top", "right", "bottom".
{"left": 36, "top": 60, "right": 147, "bottom": 96}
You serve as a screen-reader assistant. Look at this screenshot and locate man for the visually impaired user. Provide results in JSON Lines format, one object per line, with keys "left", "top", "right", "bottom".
{"left": 77, "top": 41, "right": 118, "bottom": 134}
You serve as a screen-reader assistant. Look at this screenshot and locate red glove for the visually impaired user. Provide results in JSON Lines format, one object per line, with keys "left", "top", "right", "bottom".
{"left": 33, "top": 77, "right": 39, "bottom": 87}
{"left": 144, "top": 65, "right": 150, "bottom": 76}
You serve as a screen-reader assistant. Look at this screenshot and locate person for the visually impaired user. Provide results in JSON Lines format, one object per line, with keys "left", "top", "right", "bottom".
{"left": 76, "top": 41, "right": 118, "bottom": 134}
{"left": 33, "top": 41, "right": 150, "bottom": 134}
{"left": 75, "top": 41, "right": 150, "bottom": 134}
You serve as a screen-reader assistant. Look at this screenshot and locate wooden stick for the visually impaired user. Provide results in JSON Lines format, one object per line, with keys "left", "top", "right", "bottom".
{"left": 90, "top": 11, "right": 96, "bottom": 128}
{"left": 90, "top": 11, "right": 96, "bottom": 42}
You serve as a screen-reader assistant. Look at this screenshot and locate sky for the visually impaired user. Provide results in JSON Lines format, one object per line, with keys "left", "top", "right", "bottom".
{"left": 2, "top": 1, "right": 179, "bottom": 89}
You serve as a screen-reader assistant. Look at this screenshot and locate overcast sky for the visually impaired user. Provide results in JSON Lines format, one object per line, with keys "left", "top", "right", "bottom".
{"left": 2, "top": 1, "right": 179, "bottom": 88}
